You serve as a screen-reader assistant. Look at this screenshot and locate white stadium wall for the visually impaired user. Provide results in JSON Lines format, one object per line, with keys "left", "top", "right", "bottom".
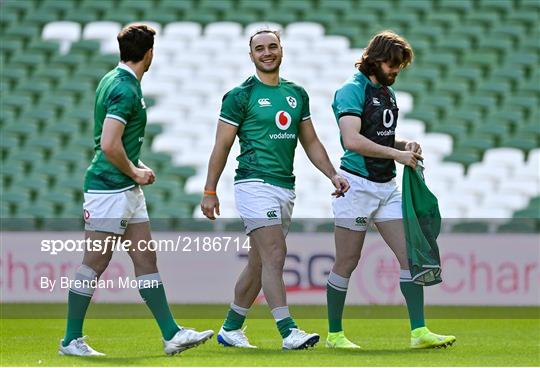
{"left": 1, "top": 232, "right": 538, "bottom": 306}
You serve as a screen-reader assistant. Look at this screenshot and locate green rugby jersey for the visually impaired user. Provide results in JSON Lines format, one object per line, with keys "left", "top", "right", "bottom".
{"left": 219, "top": 75, "right": 311, "bottom": 189}
{"left": 332, "top": 72, "right": 399, "bottom": 183}
{"left": 84, "top": 63, "right": 147, "bottom": 193}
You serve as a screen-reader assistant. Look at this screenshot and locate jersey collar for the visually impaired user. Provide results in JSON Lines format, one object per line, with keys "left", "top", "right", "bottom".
{"left": 117, "top": 62, "right": 137, "bottom": 79}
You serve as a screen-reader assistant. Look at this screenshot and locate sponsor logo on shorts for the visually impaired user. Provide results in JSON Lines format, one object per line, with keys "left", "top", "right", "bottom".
{"left": 355, "top": 217, "right": 367, "bottom": 226}
{"left": 83, "top": 209, "right": 90, "bottom": 223}
{"left": 120, "top": 219, "right": 128, "bottom": 228}
{"left": 267, "top": 210, "right": 278, "bottom": 219}
{"left": 275, "top": 111, "right": 292, "bottom": 130}
{"left": 286, "top": 96, "right": 297, "bottom": 108}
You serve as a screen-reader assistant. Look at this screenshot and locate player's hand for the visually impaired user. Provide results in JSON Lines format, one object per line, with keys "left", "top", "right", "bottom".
{"left": 201, "top": 194, "right": 220, "bottom": 220}
{"left": 405, "top": 141, "right": 422, "bottom": 155}
{"left": 330, "top": 174, "right": 350, "bottom": 198}
{"left": 138, "top": 162, "right": 156, "bottom": 184}
{"left": 132, "top": 168, "right": 155, "bottom": 185}
{"left": 395, "top": 150, "right": 423, "bottom": 169}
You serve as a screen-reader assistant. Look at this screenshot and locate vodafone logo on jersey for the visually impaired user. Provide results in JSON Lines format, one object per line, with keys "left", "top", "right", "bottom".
{"left": 275, "top": 111, "right": 292, "bottom": 130}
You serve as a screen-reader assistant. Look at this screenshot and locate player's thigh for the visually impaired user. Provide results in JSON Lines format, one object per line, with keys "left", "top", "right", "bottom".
{"left": 334, "top": 226, "right": 366, "bottom": 263}
{"left": 249, "top": 224, "right": 287, "bottom": 266}
{"left": 375, "top": 219, "right": 408, "bottom": 269}
{"left": 124, "top": 221, "right": 156, "bottom": 264}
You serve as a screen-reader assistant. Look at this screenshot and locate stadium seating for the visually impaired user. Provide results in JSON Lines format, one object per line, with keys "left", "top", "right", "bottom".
{"left": 1, "top": 0, "right": 538, "bottom": 232}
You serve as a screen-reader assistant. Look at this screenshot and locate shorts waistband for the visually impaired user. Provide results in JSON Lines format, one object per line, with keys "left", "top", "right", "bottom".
{"left": 340, "top": 166, "right": 394, "bottom": 184}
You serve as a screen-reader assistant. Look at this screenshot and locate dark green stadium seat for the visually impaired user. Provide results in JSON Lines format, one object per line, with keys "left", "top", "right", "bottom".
{"left": 396, "top": 0, "right": 432, "bottom": 15}
{"left": 198, "top": 0, "right": 236, "bottom": 13}
{"left": 342, "top": 11, "right": 381, "bottom": 26}
{"left": 520, "top": 0, "right": 540, "bottom": 11}
{"left": 434, "top": 80, "right": 470, "bottom": 99}
{"left": 4, "top": 22, "right": 41, "bottom": 43}
{"left": 444, "top": 148, "right": 481, "bottom": 166}
{"left": 501, "top": 134, "right": 538, "bottom": 151}
{"left": 39, "top": 92, "right": 77, "bottom": 112}
{"left": 478, "top": 38, "right": 514, "bottom": 54}
{"left": 27, "top": 39, "right": 60, "bottom": 57}
{"left": 63, "top": 9, "right": 100, "bottom": 23}
{"left": 435, "top": 36, "right": 471, "bottom": 54}
{"left": 2, "top": 92, "right": 34, "bottom": 112}
{"left": 4, "top": 0, "right": 35, "bottom": 14}
{"left": 0, "top": 38, "right": 24, "bottom": 59}
{"left": 357, "top": 0, "right": 393, "bottom": 13}
{"left": 34, "top": 66, "right": 70, "bottom": 84}
{"left": 118, "top": 0, "right": 155, "bottom": 13}
{"left": 492, "top": 24, "right": 527, "bottom": 43}
{"left": 456, "top": 134, "right": 495, "bottom": 151}
{"left": 464, "top": 11, "right": 500, "bottom": 28}
{"left": 159, "top": 0, "right": 194, "bottom": 14}
{"left": 383, "top": 10, "right": 419, "bottom": 29}
{"left": 462, "top": 51, "right": 499, "bottom": 70}
{"left": 1, "top": 7, "right": 21, "bottom": 29}
{"left": 24, "top": 10, "right": 59, "bottom": 25}
{"left": 3, "top": 189, "right": 32, "bottom": 209}
{"left": 302, "top": 9, "right": 338, "bottom": 27}
{"left": 432, "top": 120, "right": 468, "bottom": 139}
{"left": 103, "top": 11, "right": 140, "bottom": 25}
{"left": 318, "top": 0, "right": 354, "bottom": 13}
{"left": 78, "top": 0, "right": 115, "bottom": 12}
{"left": 503, "top": 95, "right": 537, "bottom": 112}
{"left": 50, "top": 53, "right": 87, "bottom": 69}
{"left": 57, "top": 79, "right": 95, "bottom": 96}
{"left": 277, "top": 0, "right": 315, "bottom": 14}
{"left": 425, "top": 12, "right": 461, "bottom": 29}
{"left": 478, "top": 0, "right": 514, "bottom": 13}
{"left": 507, "top": 9, "right": 539, "bottom": 27}
{"left": 474, "top": 121, "right": 510, "bottom": 140}
{"left": 420, "top": 95, "right": 455, "bottom": 111}
{"left": 9, "top": 51, "right": 48, "bottom": 70}
{"left": 17, "top": 203, "right": 57, "bottom": 219}
{"left": 40, "top": 0, "right": 77, "bottom": 13}
{"left": 421, "top": 52, "right": 458, "bottom": 69}
{"left": 222, "top": 10, "right": 259, "bottom": 25}
{"left": 15, "top": 79, "right": 53, "bottom": 97}
{"left": 407, "top": 24, "right": 444, "bottom": 42}
{"left": 69, "top": 40, "right": 101, "bottom": 56}
{"left": 438, "top": 0, "right": 473, "bottom": 14}
{"left": 146, "top": 12, "right": 179, "bottom": 24}
{"left": 505, "top": 52, "right": 538, "bottom": 67}
{"left": 450, "top": 24, "right": 486, "bottom": 44}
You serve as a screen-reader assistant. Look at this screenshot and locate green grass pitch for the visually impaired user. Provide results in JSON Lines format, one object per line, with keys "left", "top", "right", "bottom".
{"left": 1, "top": 304, "right": 538, "bottom": 366}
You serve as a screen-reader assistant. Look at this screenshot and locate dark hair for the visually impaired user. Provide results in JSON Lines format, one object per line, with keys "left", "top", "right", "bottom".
{"left": 117, "top": 24, "right": 156, "bottom": 62}
{"left": 249, "top": 29, "right": 281, "bottom": 49}
{"left": 355, "top": 30, "right": 413, "bottom": 75}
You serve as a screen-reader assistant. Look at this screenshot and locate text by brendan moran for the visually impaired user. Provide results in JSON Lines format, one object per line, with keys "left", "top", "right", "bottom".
{"left": 40, "top": 276, "right": 159, "bottom": 292}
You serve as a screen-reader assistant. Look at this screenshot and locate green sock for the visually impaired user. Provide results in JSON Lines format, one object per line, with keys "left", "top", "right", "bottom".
{"left": 63, "top": 265, "right": 97, "bottom": 347}
{"left": 63, "top": 290, "right": 92, "bottom": 346}
{"left": 222, "top": 308, "right": 246, "bottom": 331}
{"left": 276, "top": 317, "right": 297, "bottom": 338}
{"left": 138, "top": 273, "right": 180, "bottom": 341}
{"left": 400, "top": 281, "right": 425, "bottom": 330}
{"left": 327, "top": 271, "right": 349, "bottom": 333}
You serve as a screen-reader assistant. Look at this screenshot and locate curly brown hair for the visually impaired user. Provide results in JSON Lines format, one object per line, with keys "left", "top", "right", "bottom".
{"left": 355, "top": 30, "right": 413, "bottom": 75}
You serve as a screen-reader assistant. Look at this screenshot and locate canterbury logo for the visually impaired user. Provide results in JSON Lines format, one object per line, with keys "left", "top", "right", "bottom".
{"left": 267, "top": 210, "right": 278, "bottom": 218}
{"left": 258, "top": 98, "right": 271, "bottom": 107}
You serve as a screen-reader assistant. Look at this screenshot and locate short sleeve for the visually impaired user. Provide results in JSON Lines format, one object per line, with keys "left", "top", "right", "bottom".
{"left": 105, "top": 85, "right": 137, "bottom": 125}
{"left": 332, "top": 83, "right": 365, "bottom": 121}
{"left": 219, "top": 88, "right": 247, "bottom": 127}
{"left": 299, "top": 87, "right": 311, "bottom": 121}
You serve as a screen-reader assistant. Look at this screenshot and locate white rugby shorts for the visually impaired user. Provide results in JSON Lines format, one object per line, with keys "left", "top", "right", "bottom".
{"left": 333, "top": 169, "right": 402, "bottom": 231}
{"left": 83, "top": 186, "right": 149, "bottom": 235}
{"left": 234, "top": 180, "right": 295, "bottom": 235}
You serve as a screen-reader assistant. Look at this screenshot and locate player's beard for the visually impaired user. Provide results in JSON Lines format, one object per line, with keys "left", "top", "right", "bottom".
{"left": 374, "top": 64, "right": 397, "bottom": 86}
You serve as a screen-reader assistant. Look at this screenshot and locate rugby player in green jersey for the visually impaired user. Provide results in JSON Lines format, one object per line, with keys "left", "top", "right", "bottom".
{"left": 60, "top": 24, "right": 213, "bottom": 357}
{"left": 326, "top": 30, "right": 455, "bottom": 349}
{"left": 201, "top": 29, "right": 349, "bottom": 350}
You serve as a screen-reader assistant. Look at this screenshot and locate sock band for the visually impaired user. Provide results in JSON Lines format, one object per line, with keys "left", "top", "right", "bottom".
{"left": 400, "top": 269, "right": 412, "bottom": 282}
{"left": 327, "top": 271, "right": 349, "bottom": 291}
{"left": 271, "top": 306, "right": 291, "bottom": 321}
{"left": 137, "top": 272, "right": 163, "bottom": 288}
{"left": 69, "top": 264, "right": 97, "bottom": 297}
{"left": 230, "top": 303, "right": 249, "bottom": 317}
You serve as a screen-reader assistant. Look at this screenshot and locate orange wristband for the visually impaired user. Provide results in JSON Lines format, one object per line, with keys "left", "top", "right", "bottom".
{"left": 204, "top": 190, "right": 217, "bottom": 196}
